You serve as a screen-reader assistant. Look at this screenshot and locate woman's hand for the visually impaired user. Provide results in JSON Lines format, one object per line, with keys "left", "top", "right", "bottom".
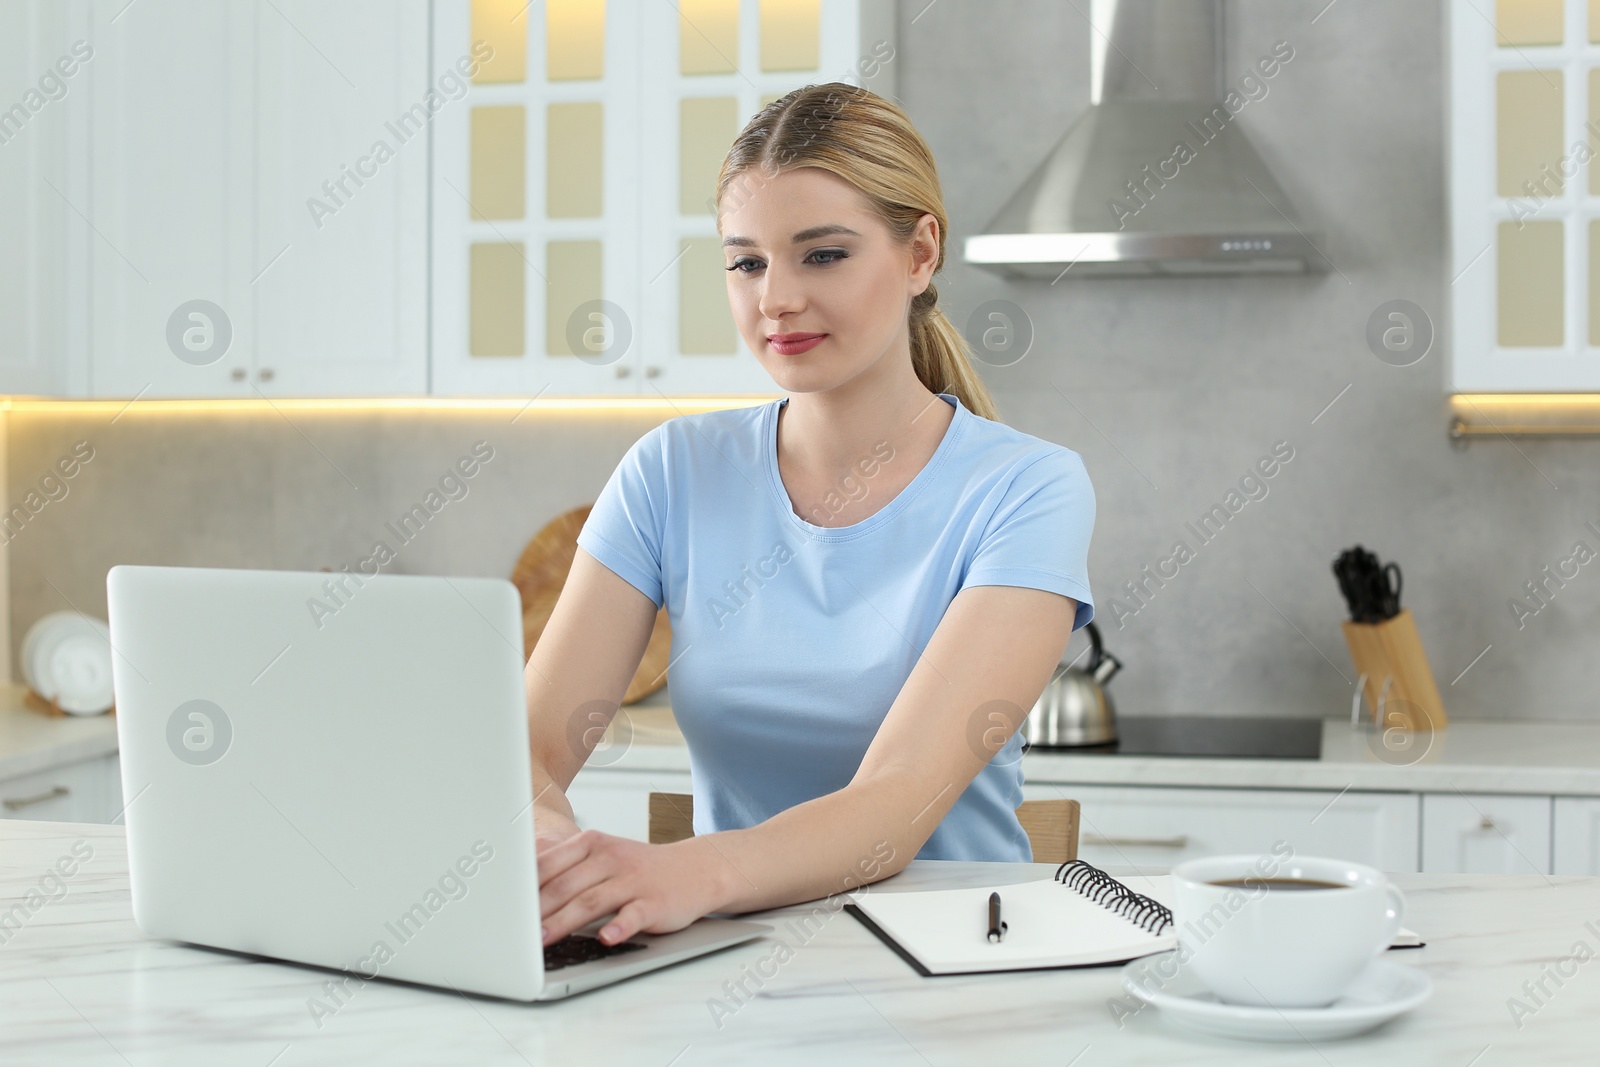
{"left": 532, "top": 804, "right": 583, "bottom": 853}
{"left": 537, "top": 828, "right": 731, "bottom": 946}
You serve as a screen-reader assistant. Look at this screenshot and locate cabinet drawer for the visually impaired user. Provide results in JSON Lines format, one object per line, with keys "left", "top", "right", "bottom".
{"left": 1023, "top": 783, "right": 1420, "bottom": 873}
{"left": 0, "top": 756, "right": 117, "bottom": 824}
{"left": 1421, "top": 793, "right": 1552, "bottom": 874}
{"left": 566, "top": 769, "right": 693, "bottom": 841}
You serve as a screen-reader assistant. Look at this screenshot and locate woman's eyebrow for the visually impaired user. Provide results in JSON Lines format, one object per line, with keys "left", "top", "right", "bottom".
{"left": 722, "top": 224, "right": 863, "bottom": 248}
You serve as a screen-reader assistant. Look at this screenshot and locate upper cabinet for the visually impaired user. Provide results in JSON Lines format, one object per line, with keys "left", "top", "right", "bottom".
{"left": 88, "top": 0, "right": 256, "bottom": 397}
{"left": 1, "top": 0, "right": 894, "bottom": 399}
{"left": 252, "top": 0, "right": 430, "bottom": 397}
{"left": 429, "top": 0, "right": 897, "bottom": 397}
{"left": 1450, "top": 0, "right": 1600, "bottom": 392}
{"left": 88, "top": 0, "right": 429, "bottom": 398}
{"left": 0, "top": 0, "right": 90, "bottom": 397}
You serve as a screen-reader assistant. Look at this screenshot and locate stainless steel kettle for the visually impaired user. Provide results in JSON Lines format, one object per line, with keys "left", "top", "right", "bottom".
{"left": 1023, "top": 622, "right": 1122, "bottom": 747}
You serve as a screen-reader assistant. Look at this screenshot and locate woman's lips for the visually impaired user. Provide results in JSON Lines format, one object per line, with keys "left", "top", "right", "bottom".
{"left": 769, "top": 334, "right": 827, "bottom": 355}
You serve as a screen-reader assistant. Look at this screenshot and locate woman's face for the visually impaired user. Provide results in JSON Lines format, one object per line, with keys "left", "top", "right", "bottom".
{"left": 719, "top": 166, "right": 938, "bottom": 394}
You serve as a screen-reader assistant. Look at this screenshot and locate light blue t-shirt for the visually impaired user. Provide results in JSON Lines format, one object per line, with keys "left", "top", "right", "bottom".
{"left": 574, "top": 392, "right": 1096, "bottom": 862}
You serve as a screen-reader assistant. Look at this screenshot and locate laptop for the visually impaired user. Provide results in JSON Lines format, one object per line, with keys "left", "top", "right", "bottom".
{"left": 106, "top": 563, "right": 770, "bottom": 1001}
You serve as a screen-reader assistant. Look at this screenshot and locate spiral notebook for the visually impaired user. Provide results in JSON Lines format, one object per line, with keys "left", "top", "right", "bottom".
{"left": 844, "top": 860, "right": 1422, "bottom": 977}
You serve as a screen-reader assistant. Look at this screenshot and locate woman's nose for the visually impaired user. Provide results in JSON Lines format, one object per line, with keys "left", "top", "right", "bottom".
{"left": 757, "top": 265, "right": 806, "bottom": 320}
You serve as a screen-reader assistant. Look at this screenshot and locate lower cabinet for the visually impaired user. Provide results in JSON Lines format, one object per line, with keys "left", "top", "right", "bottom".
{"left": 0, "top": 754, "right": 123, "bottom": 824}
{"left": 565, "top": 769, "right": 693, "bottom": 841}
{"left": 1552, "top": 797, "right": 1600, "bottom": 875}
{"left": 559, "top": 765, "right": 1592, "bottom": 878}
{"left": 1419, "top": 793, "right": 1552, "bottom": 875}
{"left": 1024, "top": 782, "right": 1420, "bottom": 873}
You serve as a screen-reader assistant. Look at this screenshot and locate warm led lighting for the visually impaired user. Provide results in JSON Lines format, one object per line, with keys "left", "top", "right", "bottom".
{"left": 1453, "top": 393, "right": 1600, "bottom": 404}
{"left": 0, "top": 396, "right": 778, "bottom": 415}
{"left": 1450, "top": 393, "right": 1600, "bottom": 435}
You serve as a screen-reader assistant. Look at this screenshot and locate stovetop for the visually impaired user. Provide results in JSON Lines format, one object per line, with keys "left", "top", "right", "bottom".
{"left": 1024, "top": 715, "right": 1323, "bottom": 760}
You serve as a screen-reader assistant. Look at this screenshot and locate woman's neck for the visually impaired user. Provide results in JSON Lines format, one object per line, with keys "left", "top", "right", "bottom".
{"left": 776, "top": 379, "right": 953, "bottom": 498}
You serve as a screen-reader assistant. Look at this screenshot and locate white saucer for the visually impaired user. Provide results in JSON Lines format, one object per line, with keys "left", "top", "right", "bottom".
{"left": 1120, "top": 950, "right": 1432, "bottom": 1042}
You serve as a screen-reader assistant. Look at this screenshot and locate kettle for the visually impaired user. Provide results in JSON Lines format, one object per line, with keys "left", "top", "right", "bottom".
{"left": 1023, "top": 622, "right": 1122, "bottom": 747}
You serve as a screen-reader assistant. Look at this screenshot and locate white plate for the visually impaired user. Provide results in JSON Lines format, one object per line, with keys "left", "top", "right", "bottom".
{"left": 1120, "top": 950, "right": 1432, "bottom": 1042}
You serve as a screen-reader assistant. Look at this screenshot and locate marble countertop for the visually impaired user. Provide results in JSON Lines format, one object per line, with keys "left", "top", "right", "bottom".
{"left": 0, "top": 685, "right": 118, "bottom": 781}
{"left": 601, "top": 700, "right": 1600, "bottom": 795}
{"left": 2, "top": 819, "right": 1594, "bottom": 1065}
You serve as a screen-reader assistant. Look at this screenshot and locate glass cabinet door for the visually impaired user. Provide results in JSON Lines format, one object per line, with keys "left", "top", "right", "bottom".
{"left": 431, "top": 0, "right": 895, "bottom": 398}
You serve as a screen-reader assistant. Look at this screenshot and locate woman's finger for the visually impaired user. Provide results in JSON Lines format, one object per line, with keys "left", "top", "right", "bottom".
{"left": 536, "top": 827, "right": 596, "bottom": 887}
{"left": 540, "top": 844, "right": 616, "bottom": 921}
{"left": 542, "top": 876, "right": 628, "bottom": 946}
{"left": 597, "top": 898, "right": 653, "bottom": 945}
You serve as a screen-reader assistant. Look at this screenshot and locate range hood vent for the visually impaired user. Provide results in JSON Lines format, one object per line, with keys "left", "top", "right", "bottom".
{"left": 963, "top": 0, "right": 1324, "bottom": 278}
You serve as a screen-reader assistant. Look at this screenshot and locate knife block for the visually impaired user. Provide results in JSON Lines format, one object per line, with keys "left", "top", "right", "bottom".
{"left": 1340, "top": 609, "right": 1447, "bottom": 730}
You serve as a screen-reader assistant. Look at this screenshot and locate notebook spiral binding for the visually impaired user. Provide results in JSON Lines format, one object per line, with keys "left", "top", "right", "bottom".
{"left": 1053, "top": 859, "right": 1174, "bottom": 936}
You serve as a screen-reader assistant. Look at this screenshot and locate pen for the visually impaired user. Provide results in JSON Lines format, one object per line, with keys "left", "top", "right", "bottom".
{"left": 987, "top": 891, "right": 1007, "bottom": 943}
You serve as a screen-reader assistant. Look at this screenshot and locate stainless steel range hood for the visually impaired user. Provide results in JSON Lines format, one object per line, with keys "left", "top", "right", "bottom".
{"left": 963, "top": 0, "right": 1323, "bottom": 278}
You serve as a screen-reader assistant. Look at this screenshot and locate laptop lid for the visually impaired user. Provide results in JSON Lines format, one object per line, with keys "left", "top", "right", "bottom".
{"left": 108, "top": 564, "right": 549, "bottom": 1001}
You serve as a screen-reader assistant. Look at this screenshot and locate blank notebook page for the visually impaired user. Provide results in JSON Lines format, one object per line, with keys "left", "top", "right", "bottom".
{"left": 852, "top": 875, "right": 1175, "bottom": 974}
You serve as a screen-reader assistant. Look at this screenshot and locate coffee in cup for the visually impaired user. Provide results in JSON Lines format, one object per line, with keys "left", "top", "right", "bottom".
{"left": 1205, "top": 877, "right": 1348, "bottom": 891}
{"left": 1170, "top": 854, "right": 1405, "bottom": 1008}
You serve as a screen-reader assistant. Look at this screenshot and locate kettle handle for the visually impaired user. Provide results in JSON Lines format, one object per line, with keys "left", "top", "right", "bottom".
{"left": 1093, "top": 649, "right": 1122, "bottom": 686}
{"left": 1078, "top": 621, "right": 1121, "bottom": 685}
{"left": 1080, "top": 621, "right": 1104, "bottom": 673}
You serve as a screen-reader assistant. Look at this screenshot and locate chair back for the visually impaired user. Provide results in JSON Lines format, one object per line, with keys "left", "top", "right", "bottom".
{"left": 646, "top": 792, "right": 1079, "bottom": 864}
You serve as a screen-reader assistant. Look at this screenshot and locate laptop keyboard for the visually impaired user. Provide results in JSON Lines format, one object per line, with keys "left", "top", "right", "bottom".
{"left": 544, "top": 933, "right": 648, "bottom": 972}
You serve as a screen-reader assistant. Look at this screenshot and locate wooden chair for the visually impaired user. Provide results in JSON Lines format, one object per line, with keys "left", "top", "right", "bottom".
{"left": 647, "top": 792, "right": 1080, "bottom": 864}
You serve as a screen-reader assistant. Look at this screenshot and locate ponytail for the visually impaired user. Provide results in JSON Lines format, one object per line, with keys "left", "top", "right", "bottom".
{"left": 910, "top": 283, "right": 1001, "bottom": 422}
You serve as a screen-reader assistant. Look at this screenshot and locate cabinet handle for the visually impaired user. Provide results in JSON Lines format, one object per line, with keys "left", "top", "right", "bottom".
{"left": 1081, "top": 833, "right": 1189, "bottom": 849}
{"left": 645, "top": 365, "right": 660, "bottom": 379}
{"left": 258, "top": 368, "right": 275, "bottom": 382}
{"left": 4, "top": 785, "right": 69, "bottom": 810}
{"left": 615, "top": 366, "right": 631, "bottom": 378}
{"left": 1478, "top": 815, "right": 1497, "bottom": 831}
{"left": 230, "top": 367, "right": 246, "bottom": 381}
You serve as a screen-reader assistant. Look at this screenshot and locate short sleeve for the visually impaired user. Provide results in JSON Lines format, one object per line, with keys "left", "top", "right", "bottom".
{"left": 575, "top": 425, "right": 668, "bottom": 609}
{"left": 961, "top": 448, "right": 1096, "bottom": 630}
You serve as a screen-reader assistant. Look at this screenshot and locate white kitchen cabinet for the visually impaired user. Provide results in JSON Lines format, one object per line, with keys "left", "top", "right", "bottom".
{"left": 1447, "top": 0, "right": 1600, "bottom": 392}
{"left": 1420, "top": 793, "right": 1552, "bottom": 875}
{"left": 88, "top": 0, "right": 254, "bottom": 397}
{"left": 1552, "top": 797, "right": 1600, "bottom": 874}
{"left": 87, "top": 0, "right": 427, "bottom": 398}
{"left": 565, "top": 768, "right": 692, "bottom": 841}
{"left": 0, "top": 0, "right": 90, "bottom": 397}
{"left": 0, "top": 753, "right": 122, "bottom": 824}
{"left": 1025, "top": 783, "right": 1421, "bottom": 874}
{"left": 252, "top": 0, "right": 429, "bottom": 396}
{"left": 429, "top": 0, "right": 892, "bottom": 397}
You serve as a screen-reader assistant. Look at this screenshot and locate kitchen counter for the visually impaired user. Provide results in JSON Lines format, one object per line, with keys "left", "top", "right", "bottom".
{"left": 0, "top": 684, "right": 118, "bottom": 781}
{"left": 2, "top": 818, "right": 1592, "bottom": 1065}
{"left": 601, "top": 702, "right": 1600, "bottom": 795}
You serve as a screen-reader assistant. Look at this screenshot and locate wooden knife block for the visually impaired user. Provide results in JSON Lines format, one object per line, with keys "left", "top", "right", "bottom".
{"left": 1340, "top": 609, "right": 1447, "bottom": 730}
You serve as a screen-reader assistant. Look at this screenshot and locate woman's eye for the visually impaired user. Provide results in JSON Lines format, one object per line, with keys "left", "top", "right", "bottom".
{"left": 724, "top": 250, "right": 848, "bottom": 273}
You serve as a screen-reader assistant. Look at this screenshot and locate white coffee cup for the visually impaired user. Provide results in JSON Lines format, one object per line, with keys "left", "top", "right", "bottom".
{"left": 1169, "top": 853, "right": 1405, "bottom": 1008}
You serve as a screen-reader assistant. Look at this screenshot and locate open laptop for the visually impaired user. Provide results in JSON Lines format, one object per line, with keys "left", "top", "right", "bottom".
{"left": 106, "top": 563, "right": 769, "bottom": 1001}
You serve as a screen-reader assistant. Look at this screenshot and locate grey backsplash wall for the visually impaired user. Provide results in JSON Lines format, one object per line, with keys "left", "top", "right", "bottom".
{"left": 7, "top": 0, "right": 1598, "bottom": 721}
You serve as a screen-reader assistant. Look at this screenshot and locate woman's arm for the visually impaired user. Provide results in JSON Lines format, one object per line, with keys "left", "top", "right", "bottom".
{"left": 525, "top": 547, "right": 660, "bottom": 847}
{"left": 537, "top": 582, "right": 1078, "bottom": 943}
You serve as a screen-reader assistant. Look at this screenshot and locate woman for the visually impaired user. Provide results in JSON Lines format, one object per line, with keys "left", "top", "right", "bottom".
{"left": 529, "top": 83, "right": 1095, "bottom": 948}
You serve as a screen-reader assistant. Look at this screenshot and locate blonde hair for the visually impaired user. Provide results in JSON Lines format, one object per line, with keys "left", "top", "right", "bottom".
{"left": 715, "top": 82, "right": 1002, "bottom": 423}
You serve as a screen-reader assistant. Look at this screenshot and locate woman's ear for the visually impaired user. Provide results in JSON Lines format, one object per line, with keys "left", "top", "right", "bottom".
{"left": 910, "top": 213, "right": 941, "bottom": 293}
